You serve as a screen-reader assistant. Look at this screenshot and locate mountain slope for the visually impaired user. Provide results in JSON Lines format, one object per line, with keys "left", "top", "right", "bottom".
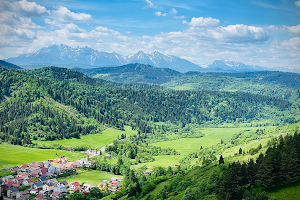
{"left": 1, "top": 66, "right": 297, "bottom": 147}
{"left": 201, "top": 60, "right": 268, "bottom": 72}
{"left": 5, "top": 44, "right": 202, "bottom": 72}
{"left": 0, "top": 60, "right": 22, "bottom": 69}
{"left": 73, "top": 63, "right": 181, "bottom": 84}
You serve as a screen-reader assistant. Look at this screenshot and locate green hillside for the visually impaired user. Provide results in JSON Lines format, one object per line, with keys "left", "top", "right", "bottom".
{"left": 0, "top": 60, "right": 22, "bottom": 69}
{"left": 73, "top": 63, "right": 181, "bottom": 84}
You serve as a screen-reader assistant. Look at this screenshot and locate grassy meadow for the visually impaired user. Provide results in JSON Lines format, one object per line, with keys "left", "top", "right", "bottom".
{"left": 59, "top": 170, "right": 123, "bottom": 186}
{"left": 152, "top": 127, "right": 274, "bottom": 156}
{"left": 0, "top": 143, "right": 86, "bottom": 169}
{"left": 35, "top": 126, "right": 137, "bottom": 149}
{"left": 266, "top": 182, "right": 300, "bottom": 200}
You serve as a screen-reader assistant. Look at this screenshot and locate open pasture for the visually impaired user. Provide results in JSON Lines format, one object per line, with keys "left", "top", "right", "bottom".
{"left": 35, "top": 126, "right": 137, "bottom": 149}
{"left": 0, "top": 143, "right": 85, "bottom": 169}
{"left": 59, "top": 170, "right": 123, "bottom": 186}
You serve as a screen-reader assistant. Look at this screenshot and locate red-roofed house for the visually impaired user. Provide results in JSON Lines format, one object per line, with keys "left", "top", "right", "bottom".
{"left": 40, "top": 168, "right": 48, "bottom": 175}
{"left": 64, "top": 163, "right": 73, "bottom": 170}
{"left": 15, "top": 176, "right": 23, "bottom": 185}
{"left": 5, "top": 181, "right": 15, "bottom": 185}
{"left": 54, "top": 159, "right": 62, "bottom": 164}
{"left": 72, "top": 162, "right": 81, "bottom": 168}
{"left": 17, "top": 172, "right": 28, "bottom": 179}
{"left": 61, "top": 157, "right": 68, "bottom": 163}
{"left": 35, "top": 193, "right": 47, "bottom": 200}
{"left": 23, "top": 178, "right": 34, "bottom": 186}
{"left": 13, "top": 184, "right": 20, "bottom": 188}
{"left": 71, "top": 187, "right": 82, "bottom": 194}
{"left": 51, "top": 191, "right": 61, "bottom": 200}
{"left": 69, "top": 182, "right": 80, "bottom": 190}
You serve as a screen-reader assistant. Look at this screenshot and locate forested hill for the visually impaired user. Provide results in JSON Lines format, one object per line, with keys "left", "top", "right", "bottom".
{"left": 0, "top": 60, "right": 22, "bottom": 69}
{"left": 73, "top": 63, "right": 181, "bottom": 84}
{"left": 0, "top": 66, "right": 299, "bottom": 145}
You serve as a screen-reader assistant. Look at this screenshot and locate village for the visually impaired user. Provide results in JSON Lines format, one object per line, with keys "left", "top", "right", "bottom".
{"left": 0, "top": 153, "right": 122, "bottom": 200}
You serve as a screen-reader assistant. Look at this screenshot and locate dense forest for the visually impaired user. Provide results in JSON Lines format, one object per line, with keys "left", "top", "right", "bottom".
{"left": 0, "top": 66, "right": 299, "bottom": 145}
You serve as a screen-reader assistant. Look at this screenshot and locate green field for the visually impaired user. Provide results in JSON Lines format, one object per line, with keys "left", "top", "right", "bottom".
{"left": 131, "top": 155, "right": 184, "bottom": 169}
{"left": 153, "top": 127, "right": 273, "bottom": 155}
{"left": 267, "top": 181, "right": 300, "bottom": 200}
{"left": 35, "top": 126, "right": 137, "bottom": 149}
{"left": 0, "top": 143, "right": 86, "bottom": 169}
{"left": 59, "top": 170, "right": 123, "bottom": 186}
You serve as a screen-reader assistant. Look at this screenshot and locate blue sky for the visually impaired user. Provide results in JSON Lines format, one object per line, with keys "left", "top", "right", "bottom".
{"left": 0, "top": 0, "right": 300, "bottom": 69}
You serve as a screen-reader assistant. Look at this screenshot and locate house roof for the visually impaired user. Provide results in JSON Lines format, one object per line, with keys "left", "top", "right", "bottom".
{"left": 59, "top": 180, "right": 68, "bottom": 185}
{"left": 26, "top": 178, "right": 34, "bottom": 182}
{"left": 73, "top": 187, "right": 82, "bottom": 192}
{"left": 20, "top": 190, "right": 29, "bottom": 195}
{"left": 40, "top": 177, "right": 47, "bottom": 181}
{"left": 41, "top": 168, "right": 48, "bottom": 174}
{"left": 73, "top": 182, "right": 80, "bottom": 186}
{"left": 73, "top": 162, "right": 80, "bottom": 166}
{"left": 52, "top": 192, "right": 60, "bottom": 196}
{"left": 6, "top": 181, "right": 15, "bottom": 185}
{"left": 35, "top": 182, "right": 43, "bottom": 186}
{"left": 30, "top": 163, "right": 39, "bottom": 168}
{"left": 35, "top": 194, "right": 45, "bottom": 199}
{"left": 65, "top": 163, "right": 72, "bottom": 168}
{"left": 9, "top": 187, "right": 19, "bottom": 192}
{"left": 20, "top": 163, "right": 28, "bottom": 168}
{"left": 13, "top": 184, "right": 20, "bottom": 187}
{"left": 16, "top": 177, "right": 24, "bottom": 180}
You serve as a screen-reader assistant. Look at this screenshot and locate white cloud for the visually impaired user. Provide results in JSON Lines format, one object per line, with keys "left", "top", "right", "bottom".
{"left": 51, "top": 6, "right": 92, "bottom": 23}
{"left": 154, "top": 11, "right": 167, "bottom": 17}
{"left": 210, "top": 24, "right": 269, "bottom": 43}
{"left": 286, "top": 24, "right": 300, "bottom": 34}
{"left": 170, "top": 8, "right": 178, "bottom": 15}
{"left": 183, "top": 17, "right": 220, "bottom": 27}
{"left": 0, "top": 0, "right": 49, "bottom": 17}
{"left": 295, "top": 0, "right": 300, "bottom": 8}
{"left": 173, "top": 15, "right": 186, "bottom": 19}
{"left": 145, "top": 0, "right": 157, "bottom": 8}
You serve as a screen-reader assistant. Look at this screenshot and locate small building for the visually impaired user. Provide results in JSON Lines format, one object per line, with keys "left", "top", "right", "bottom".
{"left": 40, "top": 168, "right": 48, "bottom": 175}
{"left": 71, "top": 187, "right": 82, "bottom": 194}
{"left": 2, "top": 175, "right": 15, "bottom": 182}
{"left": 58, "top": 180, "right": 68, "bottom": 188}
{"left": 17, "top": 172, "right": 29, "bottom": 179}
{"left": 64, "top": 163, "right": 73, "bottom": 170}
{"left": 47, "top": 178, "right": 58, "bottom": 185}
{"left": 48, "top": 166, "right": 56, "bottom": 173}
{"left": 69, "top": 182, "right": 80, "bottom": 190}
{"left": 61, "top": 157, "right": 68, "bottom": 163}
{"left": 109, "top": 177, "right": 120, "bottom": 182}
{"left": 16, "top": 190, "right": 30, "bottom": 199}
{"left": 83, "top": 183, "right": 93, "bottom": 191}
{"left": 53, "top": 159, "right": 62, "bottom": 164}
{"left": 72, "top": 162, "right": 81, "bottom": 168}
{"left": 43, "top": 182, "right": 54, "bottom": 191}
{"left": 53, "top": 184, "right": 66, "bottom": 193}
{"left": 33, "top": 182, "right": 43, "bottom": 189}
{"left": 23, "top": 178, "right": 34, "bottom": 186}
{"left": 38, "top": 177, "right": 48, "bottom": 184}
{"left": 35, "top": 193, "right": 47, "bottom": 200}
{"left": 7, "top": 187, "right": 19, "bottom": 198}
{"left": 15, "top": 176, "right": 24, "bottom": 185}
{"left": 29, "top": 189, "right": 39, "bottom": 195}
{"left": 43, "top": 161, "right": 52, "bottom": 168}
{"left": 51, "top": 191, "right": 61, "bottom": 200}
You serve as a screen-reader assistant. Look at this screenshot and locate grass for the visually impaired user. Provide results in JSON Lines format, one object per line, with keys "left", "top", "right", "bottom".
{"left": 267, "top": 181, "right": 300, "bottom": 200}
{"left": 35, "top": 126, "right": 137, "bottom": 149}
{"left": 0, "top": 143, "right": 86, "bottom": 169}
{"left": 153, "top": 127, "right": 271, "bottom": 155}
{"left": 131, "top": 155, "right": 184, "bottom": 169}
{"left": 59, "top": 170, "right": 123, "bottom": 186}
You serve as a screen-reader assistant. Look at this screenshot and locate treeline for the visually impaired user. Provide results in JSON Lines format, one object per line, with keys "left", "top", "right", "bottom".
{"left": 217, "top": 132, "right": 300, "bottom": 200}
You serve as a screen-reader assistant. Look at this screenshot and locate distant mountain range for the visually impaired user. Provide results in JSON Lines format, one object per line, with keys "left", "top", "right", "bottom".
{"left": 4, "top": 44, "right": 298, "bottom": 73}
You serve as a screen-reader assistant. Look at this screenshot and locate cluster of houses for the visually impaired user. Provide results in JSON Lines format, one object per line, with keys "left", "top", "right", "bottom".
{"left": 0, "top": 157, "right": 122, "bottom": 199}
